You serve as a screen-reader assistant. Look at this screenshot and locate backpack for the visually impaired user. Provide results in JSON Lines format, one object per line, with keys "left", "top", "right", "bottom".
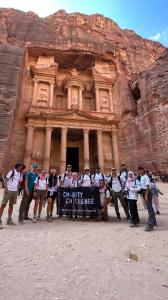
{"left": 108, "top": 175, "right": 122, "bottom": 188}
{"left": 93, "top": 173, "right": 105, "bottom": 182}
{"left": 80, "top": 174, "right": 93, "bottom": 185}
{"left": 4, "top": 169, "right": 21, "bottom": 181}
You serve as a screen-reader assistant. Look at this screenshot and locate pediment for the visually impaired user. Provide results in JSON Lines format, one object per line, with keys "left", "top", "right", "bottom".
{"left": 51, "top": 110, "right": 112, "bottom": 123}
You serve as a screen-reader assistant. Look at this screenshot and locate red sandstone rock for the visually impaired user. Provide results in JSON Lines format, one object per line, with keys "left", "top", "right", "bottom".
{"left": 0, "top": 8, "right": 167, "bottom": 173}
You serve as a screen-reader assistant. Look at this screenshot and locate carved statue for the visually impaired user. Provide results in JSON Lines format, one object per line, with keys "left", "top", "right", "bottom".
{"left": 70, "top": 68, "right": 79, "bottom": 77}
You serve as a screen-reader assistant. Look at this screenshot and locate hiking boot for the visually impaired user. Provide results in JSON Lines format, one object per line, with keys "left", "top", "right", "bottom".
{"left": 18, "top": 220, "right": 25, "bottom": 225}
{"left": 0, "top": 220, "right": 3, "bottom": 229}
{"left": 130, "top": 223, "right": 138, "bottom": 228}
{"left": 33, "top": 216, "right": 37, "bottom": 223}
{"left": 6, "top": 218, "right": 16, "bottom": 226}
{"left": 24, "top": 217, "right": 32, "bottom": 221}
{"left": 144, "top": 225, "right": 153, "bottom": 232}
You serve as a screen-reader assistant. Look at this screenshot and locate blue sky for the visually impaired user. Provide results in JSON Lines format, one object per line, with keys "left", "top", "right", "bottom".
{"left": 0, "top": 0, "right": 168, "bottom": 46}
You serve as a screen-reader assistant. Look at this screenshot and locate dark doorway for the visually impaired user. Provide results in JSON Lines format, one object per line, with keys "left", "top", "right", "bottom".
{"left": 66, "top": 147, "right": 79, "bottom": 172}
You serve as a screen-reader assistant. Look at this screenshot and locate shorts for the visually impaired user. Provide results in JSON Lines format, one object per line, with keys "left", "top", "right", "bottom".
{"left": 46, "top": 191, "right": 57, "bottom": 200}
{"left": 1, "top": 190, "right": 18, "bottom": 205}
{"left": 35, "top": 190, "right": 47, "bottom": 202}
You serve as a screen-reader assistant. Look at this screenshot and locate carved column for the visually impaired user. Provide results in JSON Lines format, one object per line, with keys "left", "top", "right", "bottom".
{"left": 83, "top": 129, "right": 90, "bottom": 169}
{"left": 49, "top": 83, "right": 54, "bottom": 108}
{"left": 67, "top": 87, "right": 71, "bottom": 109}
{"left": 111, "top": 125, "right": 120, "bottom": 170}
{"left": 24, "top": 125, "right": 35, "bottom": 169}
{"left": 109, "top": 89, "right": 114, "bottom": 113}
{"left": 60, "top": 127, "right": 68, "bottom": 174}
{"left": 32, "top": 79, "right": 38, "bottom": 105}
{"left": 95, "top": 88, "right": 100, "bottom": 112}
{"left": 97, "top": 130, "right": 104, "bottom": 171}
{"left": 43, "top": 127, "right": 53, "bottom": 171}
{"left": 79, "top": 88, "right": 83, "bottom": 110}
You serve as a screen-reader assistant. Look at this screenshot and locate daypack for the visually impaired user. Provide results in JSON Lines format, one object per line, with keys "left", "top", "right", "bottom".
{"left": 92, "top": 173, "right": 105, "bottom": 182}
{"left": 80, "top": 174, "right": 93, "bottom": 185}
{"left": 4, "top": 169, "right": 21, "bottom": 181}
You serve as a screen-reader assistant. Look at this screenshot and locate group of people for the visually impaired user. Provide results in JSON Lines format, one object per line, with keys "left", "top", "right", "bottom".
{"left": 0, "top": 162, "right": 163, "bottom": 232}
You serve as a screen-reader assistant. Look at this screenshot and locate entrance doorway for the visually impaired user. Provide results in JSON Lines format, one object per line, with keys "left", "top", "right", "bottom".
{"left": 66, "top": 147, "right": 79, "bottom": 172}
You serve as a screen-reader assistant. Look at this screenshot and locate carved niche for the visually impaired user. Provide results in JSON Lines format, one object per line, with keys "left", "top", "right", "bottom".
{"left": 37, "top": 82, "right": 49, "bottom": 106}
{"left": 100, "top": 89, "right": 110, "bottom": 112}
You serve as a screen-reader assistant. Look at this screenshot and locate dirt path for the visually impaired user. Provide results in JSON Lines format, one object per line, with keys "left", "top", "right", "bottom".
{"left": 0, "top": 183, "right": 168, "bottom": 300}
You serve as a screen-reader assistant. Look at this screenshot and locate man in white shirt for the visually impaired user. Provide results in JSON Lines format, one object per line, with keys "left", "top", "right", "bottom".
{"left": 80, "top": 167, "right": 92, "bottom": 187}
{"left": 108, "top": 168, "right": 130, "bottom": 221}
{"left": 138, "top": 166, "right": 156, "bottom": 231}
{"left": 0, "top": 163, "right": 25, "bottom": 229}
{"left": 92, "top": 166, "right": 106, "bottom": 187}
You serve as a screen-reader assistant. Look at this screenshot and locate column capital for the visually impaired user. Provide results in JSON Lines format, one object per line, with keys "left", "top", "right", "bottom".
{"left": 61, "top": 126, "right": 68, "bottom": 133}
{"left": 83, "top": 128, "right": 90, "bottom": 134}
{"left": 26, "top": 124, "right": 34, "bottom": 130}
{"left": 97, "top": 129, "right": 102, "bottom": 135}
{"left": 33, "top": 78, "right": 38, "bottom": 84}
{"left": 46, "top": 126, "right": 53, "bottom": 132}
{"left": 112, "top": 124, "right": 117, "bottom": 132}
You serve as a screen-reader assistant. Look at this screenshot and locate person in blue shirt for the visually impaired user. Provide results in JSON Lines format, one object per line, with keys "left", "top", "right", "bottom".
{"left": 18, "top": 163, "right": 39, "bottom": 224}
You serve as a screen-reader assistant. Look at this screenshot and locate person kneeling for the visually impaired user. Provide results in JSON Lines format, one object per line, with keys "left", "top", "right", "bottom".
{"left": 98, "top": 179, "right": 111, "bottom": 221}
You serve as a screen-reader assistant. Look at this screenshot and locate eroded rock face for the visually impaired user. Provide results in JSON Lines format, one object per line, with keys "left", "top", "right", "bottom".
{"left": 0, "top": 8, "right": 167, "bottom": 172}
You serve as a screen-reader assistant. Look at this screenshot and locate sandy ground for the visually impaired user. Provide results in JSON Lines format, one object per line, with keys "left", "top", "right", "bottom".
{"left": 0, "top": 183, "right": 168, "bottom": 300}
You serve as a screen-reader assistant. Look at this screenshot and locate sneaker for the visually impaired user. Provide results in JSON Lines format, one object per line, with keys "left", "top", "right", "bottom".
{"left": 37, "top": 215, "right": 41, "bottom": 221}
{"left": 116, "top": 217, "right": 121, "bottom": 222}
{"left": 33, "top": 216, "right": 37, "bottom": 223}
{"left": 130, "top": 223, "right": 138, "bottom": 227}
{"left": 0, "top": 220, "right": 3, "bottom": 229}
{"left": 144, "top": 225, "right": 153, "bottom": 232}
{"left": 24, "top": 217, "right": 32, "bottom": 221}
{"left": 128, "top": 219, "right": 132, "bottom": 223}
{"left": 6, "top": 218, "right": 16, "bottom": 226}
{"left": 18, "top": 220, "right": 25, "bottom": 225}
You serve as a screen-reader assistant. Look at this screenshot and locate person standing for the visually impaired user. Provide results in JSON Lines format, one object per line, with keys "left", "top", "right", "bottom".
{"left": 79, "top": 167, "right": 93, "bottom": 187}
{"left": 69, "top": 172, "right": 79, "bottom": 187}
{"left": 92, "top": 166, "right": 106, "bottom": 187}
{"left": 0, "top": 163, "right": 25, "bottom": 229}
{"left": 60, "top": 164, "right": 72, "bottom": 187}
{"left": 18, "top": 163, "right": 39, "bottom": 224}
{"left": 46, "top": 169, "right": 58, "bottom": 222}
{"left": 108, "top": 167, "right": 130, "bottom": 221}
{"left": 125, "top": 171, "right": 141, "bottom": 227}
{"left": 149, "top": 176, "right": 163, "bottom": 215}
{"left": 33, "top": 169, "right": 48, "bottom": 222}
{"left": 138, "top": 166, "right": 157, "bottom": 231}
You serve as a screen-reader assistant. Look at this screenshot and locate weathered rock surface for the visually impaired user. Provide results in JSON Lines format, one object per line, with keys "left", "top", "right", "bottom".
{"left": 0, "top": 8, "right": 167, "bottom": 172}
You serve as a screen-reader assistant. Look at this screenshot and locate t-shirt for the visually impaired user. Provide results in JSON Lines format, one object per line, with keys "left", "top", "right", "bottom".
{"left": 140, "top": 174, "right": 151, "bottom": 189}
{"left": 61, "top": 172, "right": 72, "bottom": 188}
{"left": 111, "top": 176, "right": 122, "bottom": 192}
{"left": 99, "top": 188, "right": 110, "bottom": 207}
{"left": 26, "top": 171, "right": 38, "bottom": 192}
{"left": 6, "top": 169, "right": 22, "bottom": 192}
{"left": 120, "top": 171, "right": 127, "bottom": 187}
{"left": 34, "top": 176, "right": 48, "bottom": 190}
{"left": 69, "top": 179, "right": 78, "bottom": 188}
{"left": 92, "top": 173, "right": 104, "bottom": 187}
{"left": 81, "top": 174, "right": 92, "bottom": 187}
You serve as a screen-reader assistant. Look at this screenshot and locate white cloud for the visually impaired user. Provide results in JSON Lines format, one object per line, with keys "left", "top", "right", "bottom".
{"left": 149, "top": 28, "right": 168, "bottom": 45}
{"left": 149, "top": 32, "right": 161, "bottom": 41}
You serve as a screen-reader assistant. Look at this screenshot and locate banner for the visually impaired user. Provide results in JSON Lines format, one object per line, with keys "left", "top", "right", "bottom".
{"left": 57, "top": 187, "right": 101, "bottom": 217}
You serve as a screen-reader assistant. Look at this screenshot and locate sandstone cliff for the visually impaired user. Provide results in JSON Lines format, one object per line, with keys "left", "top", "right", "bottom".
{"left": 0, "top": 8, "right": 167, "bottom": 172}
